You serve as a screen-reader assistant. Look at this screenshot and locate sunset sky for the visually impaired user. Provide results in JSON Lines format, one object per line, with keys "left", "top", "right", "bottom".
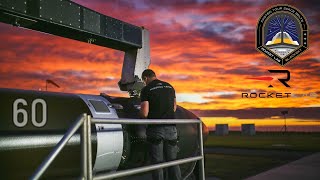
{"left": 0, "top": 0, "right": 319, "bottom": 123}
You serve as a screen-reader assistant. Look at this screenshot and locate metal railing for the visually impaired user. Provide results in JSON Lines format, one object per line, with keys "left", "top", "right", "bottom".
{"left": 30, "top": 114, "right": 205, "bottom": 180}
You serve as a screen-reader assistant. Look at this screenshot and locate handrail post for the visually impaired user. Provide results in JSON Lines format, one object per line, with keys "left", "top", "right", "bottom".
{"left": 31, "top": 117, "right": 204, "bottom": 180}
{"left": 199, "top": 122, "right": 205, "bottom": 180}
{"left": 87, "top": 115, "right": 93, "bottom": 180}
{"left": 30, "top": 114, "right": 85, "bottom": 180}
{"left": 81, "top": 113, "right": 88, "bottom": 179}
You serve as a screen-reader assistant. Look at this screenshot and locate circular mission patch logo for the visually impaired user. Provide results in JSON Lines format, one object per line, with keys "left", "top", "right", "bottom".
{"left": 256, "top": 5, "right": 309, "bottom": 66}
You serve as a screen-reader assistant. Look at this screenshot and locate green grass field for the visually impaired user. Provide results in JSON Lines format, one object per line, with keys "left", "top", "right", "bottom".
{"left": 204, "top": 131, "right": 320, "bottom": 151}
{"left": 204, "top": 132, "right": 320, "bottom": 179}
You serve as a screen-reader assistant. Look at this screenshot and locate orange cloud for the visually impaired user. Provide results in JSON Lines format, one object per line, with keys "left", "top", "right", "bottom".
{"left": 0, "top": 0, "right": 319, "bottom": 113}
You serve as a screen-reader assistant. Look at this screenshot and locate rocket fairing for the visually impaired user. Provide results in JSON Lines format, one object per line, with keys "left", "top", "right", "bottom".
{"left": 0, "top": 88, "right": 207, "bottom": 179}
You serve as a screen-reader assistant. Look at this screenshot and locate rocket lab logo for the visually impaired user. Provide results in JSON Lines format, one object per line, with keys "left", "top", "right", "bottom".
{"left": 248, "top": 70, "right": 290, "bottom": 88}
{"left": 267, "top": 70, "right": 290, "bottom": 88}
{"left": 256, "top": 5, "right": 309, "bottom": 66}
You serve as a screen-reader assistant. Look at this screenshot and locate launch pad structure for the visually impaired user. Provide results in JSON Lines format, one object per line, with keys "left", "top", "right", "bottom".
{"left": 30, "top": 114, "right": 204, "bottom": 180}
{"left": 0, "top": 0, "right": 205, "bottom": 180}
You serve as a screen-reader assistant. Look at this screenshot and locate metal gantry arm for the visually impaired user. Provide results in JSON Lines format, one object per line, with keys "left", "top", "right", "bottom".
{"left": 30, "top": 116, "right": 205, "bottom": 180}
{"left": 0, "top": 0, "right": 150, "bottom": 95}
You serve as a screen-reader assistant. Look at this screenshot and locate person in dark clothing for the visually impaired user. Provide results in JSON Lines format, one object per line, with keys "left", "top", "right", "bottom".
{"left": 139, "top": 69, "right": 181, "bottom": 180}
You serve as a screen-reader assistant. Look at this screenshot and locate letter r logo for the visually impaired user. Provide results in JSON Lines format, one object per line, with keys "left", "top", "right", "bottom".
{"left": 268, "top": 70, "right": 290, "bottom": 88}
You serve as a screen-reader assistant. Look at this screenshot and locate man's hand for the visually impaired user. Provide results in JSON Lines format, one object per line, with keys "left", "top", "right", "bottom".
{"left": 140, "top": 101, "right": 149, "bottom": 118}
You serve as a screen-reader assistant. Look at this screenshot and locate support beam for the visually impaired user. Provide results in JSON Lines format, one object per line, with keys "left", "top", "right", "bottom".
{"left": 0, "top": 0, "right": 150, "bottom": 96}
{"left": 0, "top": 0, "right": 150, "bottom": 95}
{"left": 119, "top": 28, "right": 150, "bottom": 96}
{"left": 0, "top": 0, "right": 142, "bottom": 51}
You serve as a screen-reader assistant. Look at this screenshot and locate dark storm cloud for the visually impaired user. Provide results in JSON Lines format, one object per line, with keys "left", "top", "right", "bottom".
{"left": 191, "top": 107, "right": 320, "bottom": 120}
{"left": 202, "top": 93, "right": 239, "bottom": 100}
{"left": 216, "top": 94, "right": 239, "bottom": 99}
{"left": 151, "top": 58, "right": 181, "bottom": 67}
{"left": 193, "top": 21, "right": 253, "bottom": 43}
{"left": 190, "top": 22, "right": 258, "bottom": 55}
{"left": 288, "top": 58, "right": 320, "bottom": 75}
{"left": 103, "top": 0, "right": 209, "bottom": 10}
{"left": 52, "top": 70, "right": 115, "bottom": 83}
{"left": 180, "top": 53, "right": 217, "bottom": 60}
{"left": 0, "top": 34, "right": 81, "bottom": 62}
{"left": 0, "top": 71, "right": 49, "bottom": 80}
{"left": 110, "top": 0, "right": 265, "bottom": 11}
{"left": 85, "top": 51, "right": 122, "bottom": 63}
{"left": 237, "top": 88, "right": 267, "bottom": 92}
{"left": 290, "top": 0, "right": 320, "bottom": 21}
{"left": 0, "top": 41, "right": 53, "bottom": 62}
{"left": 224, "top": 67, "right": 266, "bottom": 76}
{"left": 201, "top": 67, "right": 225, "bottom": 73}
{"left": 216, "top": 45, "right": 258, "bottom": 55}
{"left": 53, "top": 50, "right": 85, "bottom": 60}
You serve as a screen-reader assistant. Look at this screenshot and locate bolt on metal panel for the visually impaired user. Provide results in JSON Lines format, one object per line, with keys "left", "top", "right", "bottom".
{"left": 83, "top": 8, "right": 101, "bottom": 34}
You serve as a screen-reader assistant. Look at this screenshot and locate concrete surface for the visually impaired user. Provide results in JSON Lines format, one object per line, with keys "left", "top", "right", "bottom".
{"left": 245, "top": 152, "right": 320, "bottom": 180}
